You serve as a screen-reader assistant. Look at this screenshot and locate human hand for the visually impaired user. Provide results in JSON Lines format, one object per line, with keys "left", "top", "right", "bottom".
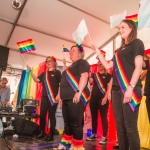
{"left": 56, "top": 94, "right": 61, "bottom": 102}
{"left": 63, "top": 58, "right": 66, "bottom": 65}
{"left": 91, "top": 44, "right": 101, "bottom": 56}
{"left": 123, "top": 86, "right": 133, "bottom": 103}
{"left": 73, "top": 92, "right": 81, "bottom": 104}
{"left": 101, "top": 97, "right": 107, "bottom": 105}
{"left": 26, "top": 65, "right": 31, "bottom": 71}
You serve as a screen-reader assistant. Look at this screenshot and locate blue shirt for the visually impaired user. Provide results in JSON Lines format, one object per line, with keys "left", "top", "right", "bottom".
{"left": 0, "top": 86, "right": 10, "bottom": 104}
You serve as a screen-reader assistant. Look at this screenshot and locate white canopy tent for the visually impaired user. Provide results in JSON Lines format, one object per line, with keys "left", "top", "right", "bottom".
{"left": 0, "top": 0, "right": 150, "bottom": 71}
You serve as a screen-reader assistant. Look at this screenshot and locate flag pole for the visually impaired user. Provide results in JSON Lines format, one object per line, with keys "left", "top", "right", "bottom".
{"left": 21, "top": 54, "right": 27, "bottom": 65}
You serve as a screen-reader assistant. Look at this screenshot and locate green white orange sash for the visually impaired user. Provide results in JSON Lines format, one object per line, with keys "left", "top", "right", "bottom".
{"left": 93, "top": 73, "right": 106, "bottom": 95}
{"left": 65, "top": 69, "right": 90, "bottom": 106}
{"left": 43, "top": 72, "right": 58, "bottom": 106}
{"left": 113, "top": 51, "right": 142, "bottom": 111}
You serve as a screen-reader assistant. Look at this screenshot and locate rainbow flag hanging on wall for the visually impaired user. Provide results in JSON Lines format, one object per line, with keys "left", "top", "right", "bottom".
{"left": 17, "top": 39, "right": 36, "bottom": 54}
{"left": 62, "top": 44, "right": 69, "bottom": 52}
{"left": 126, "top": 14, "right": 138, "bottom": 27}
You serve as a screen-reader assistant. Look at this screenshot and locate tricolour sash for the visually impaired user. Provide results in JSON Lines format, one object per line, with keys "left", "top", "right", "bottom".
{"left": 65, "top": 69, "right": 90, "bottom": 106}
{"left": 93, "top": 73, "right": 106, "bottom": 95}
{"left": 114, "top": 51, "right": 142, "bottom": 111}
{"left": 43, "top": 72, "right": 58, "bottom": 106}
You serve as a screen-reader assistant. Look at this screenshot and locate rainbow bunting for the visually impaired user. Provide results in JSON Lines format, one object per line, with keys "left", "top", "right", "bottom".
{"left": 62, "top": 44, "right": 69, "bottom": 52}
{"left": 126, "top": 14, "right": 138, "bottom": 27}
{"left": 17, "top": 39, "right": 36, "bottom": 54}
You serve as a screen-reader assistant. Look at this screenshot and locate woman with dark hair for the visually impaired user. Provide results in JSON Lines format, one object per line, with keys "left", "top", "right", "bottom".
{"left": 92, "top": 19, "right": 144, "bottom": 150}
{"left": 54, "top": 44, "right": 90, "bottom": 150}
{"left": 86, "top": 61, "right": 111, "bottom": 144}
{"left": 27, "top": 56, "right": 61, "bottom": 141}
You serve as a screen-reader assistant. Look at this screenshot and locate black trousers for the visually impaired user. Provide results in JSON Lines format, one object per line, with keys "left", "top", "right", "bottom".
{"left": 112, "top": 88, "right": 141, "bottom": 150}
{"left": 146, "top": 95, "right": 150, "bottom": 122}
{"left": 40, "top": 96, "right": 57, "bottom": 133}
{"left": 62, "top": 99, "right": 85, "bottom": 140}
{"left": 90, "top": 96, "right": 109, "bottom": 137}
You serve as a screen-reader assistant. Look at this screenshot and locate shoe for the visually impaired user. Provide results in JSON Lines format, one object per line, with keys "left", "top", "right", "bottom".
{"left": 37, "top": 130, "right": 45, "bottom": 139}
{"left": 86, "top": 133, "right": 97, "bottom": 141}
{"left": 53, "top": 144, "right": 67, "bottom": 150}
{"left": 99, "top": 136, "right": 107, "bottom": 144}
{"left": 44, "top": 132, "right": 54, "bottom": 141}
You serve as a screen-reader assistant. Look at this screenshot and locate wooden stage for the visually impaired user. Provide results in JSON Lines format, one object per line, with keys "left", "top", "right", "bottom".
{"left": 0, "top": 134, "right": 149, "bottom": 150}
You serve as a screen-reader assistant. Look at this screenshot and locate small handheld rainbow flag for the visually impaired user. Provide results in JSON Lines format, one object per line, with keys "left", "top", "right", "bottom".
{"left": 62, "top": 44, "right": 69, "bottom": 52}
{"left": 126, "top": 14, "right": 138, "bottom": 27}
{"left": 17, "top": 39, "right": 36, "bottom": 54}
{"left": 96, "top": 50, "right": 106, "bottom": 60}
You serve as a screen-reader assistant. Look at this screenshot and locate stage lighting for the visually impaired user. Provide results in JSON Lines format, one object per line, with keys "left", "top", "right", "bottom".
{"left": 12, "top": 0, "right": 22, "bottom": 10}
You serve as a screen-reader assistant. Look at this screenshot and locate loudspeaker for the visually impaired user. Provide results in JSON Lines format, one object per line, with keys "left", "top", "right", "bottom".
{"left": 0, "top": 45, "right": 9, "bottom": 71}
{"left": 14, "top": 118, "right": 39, "bottom": 136}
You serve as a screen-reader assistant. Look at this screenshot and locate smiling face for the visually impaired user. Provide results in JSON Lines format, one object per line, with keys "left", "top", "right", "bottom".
{"left": 69, "top": 46, "right": 81, "bottom": 62}
{"left": 97, "top": 61, "right": 105, "bottom": 72}
{"left": 119, "top": 22, "right": 132, "bottom": 42}
{"left": 45, "top": 57, "right": 55, "bottom": 69}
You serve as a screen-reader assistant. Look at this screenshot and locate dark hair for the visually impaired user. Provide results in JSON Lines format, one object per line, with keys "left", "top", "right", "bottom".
{"left": 120, "top": 19, "right": 137, "bottom": 48}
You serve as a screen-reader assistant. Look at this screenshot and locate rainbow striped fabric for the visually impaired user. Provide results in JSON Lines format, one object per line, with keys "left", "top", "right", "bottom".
{"left": 93, "top": 73, "right": 106, "bottom": 95}
{"left": 43, "top": 72, "right": 58, "bottom": 106}
{"left": 126, "top": 14, "right": 138, "bottom": 27}
{"left": 17, "top": 39, "right": 36, "bottom": 54}
{"left": 113, "top": 51, "right": 142, "bottom": 111}
{"left": 62, "top": 44, "right": 69, "bottom": 52}
{"left": 65, "top": 69, "right": 90, "bottom": 106}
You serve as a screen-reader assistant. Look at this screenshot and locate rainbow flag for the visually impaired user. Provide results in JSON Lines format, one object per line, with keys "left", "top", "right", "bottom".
{"left": 62, "top": 44, "right": 69, "bottom": 52}
{"left": 126, "top": 14, "right": 138, "bottom": 27}
{"left": 17, "top": 39, "right": 36, "bottom": 54}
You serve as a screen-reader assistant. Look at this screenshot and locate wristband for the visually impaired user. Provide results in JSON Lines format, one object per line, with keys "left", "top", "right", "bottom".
{"left": 129, "top": 84, "right": 135, "bottom": 89}
{"left": 76, "top": 89, "right": 82, "bottom": 94}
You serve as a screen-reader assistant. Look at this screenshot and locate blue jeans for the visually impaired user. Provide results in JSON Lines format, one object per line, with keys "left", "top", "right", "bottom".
{"left": 112, "top": 87, "right": 141, "bottom": 150}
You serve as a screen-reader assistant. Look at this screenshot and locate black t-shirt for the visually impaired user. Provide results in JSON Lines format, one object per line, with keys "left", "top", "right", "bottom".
{"left": 112, "top": 39, "right": 144, "bottom": 89}
{"left": 38, "top": 70, "right": 61, "bottom": 97}
{"left": 60, "top": 59, "right": 90, "bottom": 100}
{"left": 91, "top": 73, "right": 111, "bottom": 98}
{"left": 143, "top": 60, "right": 150, "bottom": 95}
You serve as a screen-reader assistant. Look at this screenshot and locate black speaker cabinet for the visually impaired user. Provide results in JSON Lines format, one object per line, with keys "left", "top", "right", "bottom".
{"left": 0, "top": 45, "right": 9, "bottom": 71}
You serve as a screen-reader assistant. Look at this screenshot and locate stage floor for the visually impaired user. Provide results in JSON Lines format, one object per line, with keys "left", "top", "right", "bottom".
{"left": 1, "top": 135, "right": 149, "bottom": 150}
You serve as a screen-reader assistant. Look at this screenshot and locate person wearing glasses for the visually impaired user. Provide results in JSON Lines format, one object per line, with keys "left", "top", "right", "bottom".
{"left": 27, "top": 56, "right": 61, "bottom": 141}
{"left": 0, "top": 77, "right": 10, "bottom": 106}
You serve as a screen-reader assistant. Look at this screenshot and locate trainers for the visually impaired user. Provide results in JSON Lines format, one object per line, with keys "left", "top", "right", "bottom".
{"left": 53, "top": 144, "right": 67, "bottom": 150}
{"left": 86, "top": 133, "right": 97, "bottom": 141}
{"left": 99, "top": 136, "right": 107, "bottom": 144}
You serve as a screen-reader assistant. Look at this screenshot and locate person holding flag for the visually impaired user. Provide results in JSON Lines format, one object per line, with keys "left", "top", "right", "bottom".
{"left": 54, "top": 44, "right": 90, "bottom": 150}
{"left": 27, "top": 56, "right": 61, "bottom": 141}
{"left": 86, "top": 61, "right": 111, "bottom": 144}
{"left": 92, "top": 19, "right": 144, "bottom": 150}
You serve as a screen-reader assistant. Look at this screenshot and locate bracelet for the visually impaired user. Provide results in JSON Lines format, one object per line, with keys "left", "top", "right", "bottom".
{"left": 129, "top": 84, "right": 135, "bottom": 89}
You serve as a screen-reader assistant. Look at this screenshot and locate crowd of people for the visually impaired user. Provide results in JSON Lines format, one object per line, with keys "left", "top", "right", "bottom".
{"left": 1, "top": 19, "right": 150, "bottom": 150}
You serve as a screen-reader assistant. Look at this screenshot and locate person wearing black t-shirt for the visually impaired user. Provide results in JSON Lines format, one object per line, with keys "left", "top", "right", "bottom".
{"left": 143, "top": 59, "right": 150, "bottom": 122}
{"left": 54, "top": 44, "right": 90, "bottom": 150}
{"left": 86, "top": 61, "right": 111, "bottom": 144}
{"left": 27, "top": 56, "right": 61, "bottom": 141}
{"left": 92, "top": 20, "right": 144, "bottom": 150}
